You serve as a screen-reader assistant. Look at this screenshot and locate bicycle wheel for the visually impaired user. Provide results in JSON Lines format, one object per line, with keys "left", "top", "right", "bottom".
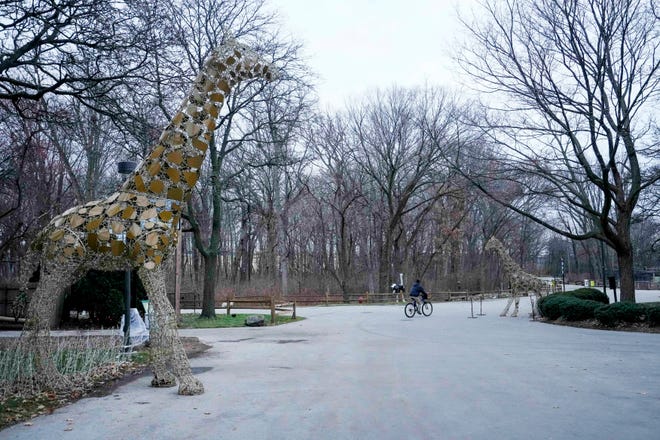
{"left": 404, "top": 302, "right": 416, "bottom": 318}
{"left": 422, "top": 301, "right": 433, "bottom": 316}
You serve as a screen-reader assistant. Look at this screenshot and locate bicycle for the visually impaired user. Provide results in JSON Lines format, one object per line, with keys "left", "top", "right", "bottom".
{"left": 404, "top": 296, "right": 433, "bottom": 318}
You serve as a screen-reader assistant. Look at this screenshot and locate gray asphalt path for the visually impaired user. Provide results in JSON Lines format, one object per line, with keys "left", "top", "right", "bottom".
{"left": 2, "top": 296, "right": 660, "bottom": 440}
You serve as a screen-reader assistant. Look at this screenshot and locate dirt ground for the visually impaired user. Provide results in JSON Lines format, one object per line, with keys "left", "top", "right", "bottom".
{"left": 542, "top": 318, "right": 660, "bottom": 333}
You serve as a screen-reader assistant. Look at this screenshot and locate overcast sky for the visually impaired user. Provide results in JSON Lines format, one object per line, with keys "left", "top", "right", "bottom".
{"left": 269, "top": 0, "right": 478, "bottom": 110}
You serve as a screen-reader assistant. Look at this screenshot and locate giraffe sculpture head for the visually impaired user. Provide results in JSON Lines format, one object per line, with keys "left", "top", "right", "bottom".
{"left": 208, "top": 39, "right": 277, "bottom": 83}
{"left": 484, "top": 236, "right": 501, "bottom": 253}
{"left": 20, "top": 40, "right": 276, "bottom": 396}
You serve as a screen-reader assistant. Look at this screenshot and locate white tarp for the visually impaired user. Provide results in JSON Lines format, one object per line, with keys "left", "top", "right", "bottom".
{"left": 119, "top": 308, "right": 149, "bottom": 346}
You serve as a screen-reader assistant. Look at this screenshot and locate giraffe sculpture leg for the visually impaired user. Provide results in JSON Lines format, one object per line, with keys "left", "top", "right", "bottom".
{"left": 500, "top": 294, "right": 520, "bottom": 317}
{"left": 530, "top": 290, "right": 542, "bottom": 318}
{"left": 510, "top": 296, "right": 520, "bottom": 317}
{"left": 138, "top": 264, "right": 204, "bottom": 395}
{"left": 20, "top": 261, "right": 83, "bottom": 388}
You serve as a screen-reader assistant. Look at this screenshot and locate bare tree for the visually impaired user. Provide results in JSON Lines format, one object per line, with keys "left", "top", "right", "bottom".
{"left": 456, "top": 0, "right": 660, "bottom": 301}
{"left": 348, "top": 86, "right": 459, "bottom": 291}
{"left": 0, "top": 0, "right": 170, "bottom": 266}
{"left": 0, "top": 101, "right": 70, "bottom": 257}
{"left": 150, "top": 0, "right": 314, "bottom": 317}
{"left": 306, "top": 112, "right": 366, "bottom": 300}
{"left": 250, "top": 83, "right": 314, "bottom": 296}
{"left": 0, "top": 0, "right": 156, "bottom": 105}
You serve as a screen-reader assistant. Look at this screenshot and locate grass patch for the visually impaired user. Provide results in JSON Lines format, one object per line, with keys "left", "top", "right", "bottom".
{"left": 178, "top": 313, "right": 302, "bottom": 328}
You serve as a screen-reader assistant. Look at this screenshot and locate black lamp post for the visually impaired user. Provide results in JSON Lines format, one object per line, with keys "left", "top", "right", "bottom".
{"left": 117, "top": 161, "right": 136, "bottom": 348}
{"left": 560, "top": 256, "right": 565, "bottom": 292}
{"left": 600, "top": 240, "right": 607, "bottom": 297}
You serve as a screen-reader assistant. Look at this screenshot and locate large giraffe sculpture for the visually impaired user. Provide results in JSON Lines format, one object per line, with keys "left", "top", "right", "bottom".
{"left": 485, "top": 237, "right": 546, "bottom": 318}
{"left": 19, "top": 40, "right": 275, "bottom": 395}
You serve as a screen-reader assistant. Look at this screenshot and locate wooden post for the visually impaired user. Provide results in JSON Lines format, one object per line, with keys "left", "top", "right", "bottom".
{"left": 174, "top": 224, "right": 182, "bottom": 319}
{"left": 270, "top": 296, "right": 276, "bottom": 324}
{"left": 292, "top": 302, "right": 296, "bottom": 319}
{"left": 3, "top": 285, "right": 7, "bottom": 317}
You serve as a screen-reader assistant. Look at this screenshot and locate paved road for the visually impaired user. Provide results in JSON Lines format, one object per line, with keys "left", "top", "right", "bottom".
{"left": 2, "top": 297, "right": 660, "bottom": 440}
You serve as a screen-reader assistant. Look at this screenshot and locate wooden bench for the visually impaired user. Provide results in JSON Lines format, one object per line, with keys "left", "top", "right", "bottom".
{"left": 225, "top": 297, "right": 296, "bottom": 324}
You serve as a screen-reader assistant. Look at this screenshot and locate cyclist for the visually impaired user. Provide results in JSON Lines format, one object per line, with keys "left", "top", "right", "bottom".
{"left": 409, "top": 279, "right": 427, "bottom": 314}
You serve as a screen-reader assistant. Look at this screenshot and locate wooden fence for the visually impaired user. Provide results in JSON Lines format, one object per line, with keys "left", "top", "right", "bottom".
{"left": 166, "top": 289, "right": 522, "bottom": 310}
{"left": 8, "top": 281, "right": 658, "bottom": 319}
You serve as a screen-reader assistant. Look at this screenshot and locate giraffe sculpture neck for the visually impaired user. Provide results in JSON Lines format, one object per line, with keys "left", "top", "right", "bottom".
{"left": 487, "top": 238, "right": 518, "bottom": 274}
{"left": 121, "top": 43, "right": 270, "bottom": 205}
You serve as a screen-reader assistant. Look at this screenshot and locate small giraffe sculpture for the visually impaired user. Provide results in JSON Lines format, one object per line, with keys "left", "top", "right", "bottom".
{"left": 485, "top": 237, "right": 545, "bottom": 318}
{"left": 19, "top": 40, "right": 275, "bottom": 395}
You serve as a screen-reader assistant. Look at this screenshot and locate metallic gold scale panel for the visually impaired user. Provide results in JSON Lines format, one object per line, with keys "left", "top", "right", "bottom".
{"left": 44, "top": 191, "right": 181, "bottom": 268}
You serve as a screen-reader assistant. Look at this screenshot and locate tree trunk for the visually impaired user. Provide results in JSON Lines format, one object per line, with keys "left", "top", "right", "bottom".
{"left": 616, "top": 243, "right": 635, "bottom": 303}
{"left": 379, "top": 234, "right": 392, "bottom": 293}
{"left": 278, "top": 209, "right": 289, "bottom": 298}
{"left": 340, "top": 280, "right": 349, "bottom": 303}
{"left": 338, "top": 216, "right": 351, "bottom": 303}
{"left": 265, "top": 207, "right": 277, "bottom": 277}
{"left": 201, "top": 253, "right": 218, "bottom": 318}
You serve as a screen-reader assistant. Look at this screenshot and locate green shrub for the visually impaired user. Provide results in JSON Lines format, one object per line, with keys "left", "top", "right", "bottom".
{"left": 538, "top": 288, "right": 609, "bottom": 314}
{"left": 561, "top": 299, "right": 603, "bottom": 321}
{"left": 64, "top": 270, "right": 146, "bottom": 327}
{"left": 537, "top": 292, "right": 558, "bottom": 312}
{"left": 566, "top": 288, "right": 609, "bottom": 304}
{"left": 538, "top": 294, "right": 601, "bottom": 321}
{"left": 538, "top": 294, "right": 568, "bottom": 320}
{"left": 646, "top": 305, "right": 660, "bottom": 327}
{"left": 595, "top": 302, "right": 647, "bottom": 327}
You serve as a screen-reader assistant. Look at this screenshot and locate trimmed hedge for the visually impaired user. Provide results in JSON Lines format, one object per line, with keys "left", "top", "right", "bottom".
{"left": 594, "top": 302, "right": 647, "bottom": 327}
{"left": 562, "top": 299, "right": 604, "bottom": 321}
{"left": 538, "top": 287, "right": 610, "bottom": 321}
{"left": 565, "top": 288, "right": 610, "bottom": 304}
{"left": 539, "top": 290, "right": 659, "bottom": 328}
{"left": 647, "top": 305, "right": 660, "bottom": 327}
{"left": 538, "top": 295, "right": 602, "bottom": 321}
{"left": 537, "top": 295, "right": 563, "bottom": 320}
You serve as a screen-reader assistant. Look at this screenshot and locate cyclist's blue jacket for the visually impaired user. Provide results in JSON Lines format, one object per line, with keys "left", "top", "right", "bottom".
{"left": 410, "top": 282, "right": 426, "bottom": 297}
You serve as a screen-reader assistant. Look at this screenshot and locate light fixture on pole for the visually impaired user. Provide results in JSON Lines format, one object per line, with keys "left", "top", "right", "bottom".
{"left": 117, "top": 161, "right": 137, "bottom": 349}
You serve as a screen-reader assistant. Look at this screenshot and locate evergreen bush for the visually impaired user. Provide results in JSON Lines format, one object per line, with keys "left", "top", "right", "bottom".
{"left": 538, "top": 295, "right": 572, "bottom": 320}
{"left": 537, "top": 288, "right": 609, "bottom": 314}
{"left": 594, "top": 302, "right": 647, "bottom": 327}
{"left": 538, "top": 294, "right": 601, "bottom": 321}
{"left": 561, "top": 299, "right": 603, "bottom": 321}
{"left": 64, "top": 270, "right": 146, "bottom": 327}
{"left": 537, "top": 292, "right": 557, "bottom": 313}
{"left": 565, "top": 288, "right": 609, "bottom": 304}
{"left": 645, "top": 305, "right": 660, "bottom": 327}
